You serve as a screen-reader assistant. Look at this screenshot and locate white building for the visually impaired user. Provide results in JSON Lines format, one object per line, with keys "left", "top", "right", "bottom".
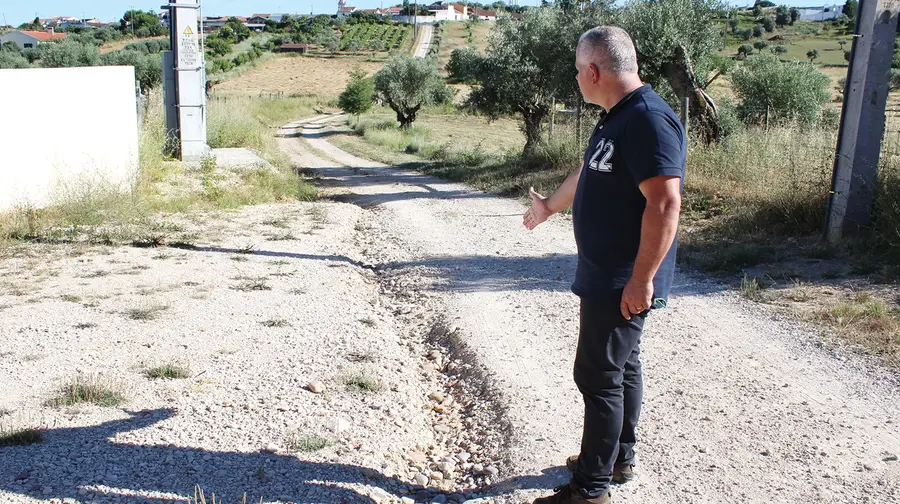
{"left": 796, "top": 5, "right": 843, "bottom": 22}
{"left": 0, "top": 30, "right": 67, "bottom": 50}
{"left": 429, "top": 3, "right": 470, "bottom": 22}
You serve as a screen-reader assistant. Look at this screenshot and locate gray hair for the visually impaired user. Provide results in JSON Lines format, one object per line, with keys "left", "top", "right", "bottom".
{"left": 577, "top": 26, "right": 639, "bottom": 75}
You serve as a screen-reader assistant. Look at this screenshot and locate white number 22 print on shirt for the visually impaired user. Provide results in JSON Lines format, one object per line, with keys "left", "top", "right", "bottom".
{"left": 587, "top": 138, "right": 614, "bottom": 173}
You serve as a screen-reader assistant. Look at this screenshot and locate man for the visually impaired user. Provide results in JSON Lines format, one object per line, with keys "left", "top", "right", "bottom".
{"left": 523, "top": 26, "right": 685, "bottom": 504}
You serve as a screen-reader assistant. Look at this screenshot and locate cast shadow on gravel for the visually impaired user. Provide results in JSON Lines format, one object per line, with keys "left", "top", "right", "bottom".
{"left": 384, "top": 254, "right": 578, "bottom": 293}
{"left": 0, "top": 409, "right": 398, "bottom": 504}
{"left": 165, "top": 242, "right": 579, "bottom": 294}
{"left": 0, "top": 409, "right": 570, "bottom": 504}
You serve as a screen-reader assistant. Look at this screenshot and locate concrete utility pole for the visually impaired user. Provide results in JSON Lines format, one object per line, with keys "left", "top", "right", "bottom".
{"left": 161, "top": 0, "right": 209, "bottom": 161}
{"left": 825, "top": 0, "right": 900, "bottom": 243}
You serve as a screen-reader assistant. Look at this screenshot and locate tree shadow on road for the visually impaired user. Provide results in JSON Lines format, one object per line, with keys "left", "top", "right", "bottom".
{"left": 1, "top": 409, "right": 578, "bottom": 504}
{"left": 0, "top": 409, "right": 399, "bottom": 504}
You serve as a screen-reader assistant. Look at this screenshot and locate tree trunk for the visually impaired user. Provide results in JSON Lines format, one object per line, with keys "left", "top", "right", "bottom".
{"left": 662, "top": 46, "right": 720, "bottom": 144}
{"left": 522, "top": 108, "right": 545, "bottom": 157}
{"left": 397, "top": 105, "right": 420, "bottom": 129}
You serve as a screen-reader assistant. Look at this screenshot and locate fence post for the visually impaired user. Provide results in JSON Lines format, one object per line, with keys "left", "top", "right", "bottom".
{"left": 825, "top": 0, "right": 900, "bottom": 244}
{"left": 549, "top": 97, "right": 555, "bottom": 141}
{"left": 576, "top": 101, "right": 583, "bottom": 147}
{"left": 680, "top": 96, "right": 689, "bottom": 136}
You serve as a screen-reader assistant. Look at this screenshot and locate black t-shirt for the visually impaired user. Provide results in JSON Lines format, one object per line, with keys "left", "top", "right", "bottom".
{"left": 571, "top": 85, "right": 686, "bottom": 307}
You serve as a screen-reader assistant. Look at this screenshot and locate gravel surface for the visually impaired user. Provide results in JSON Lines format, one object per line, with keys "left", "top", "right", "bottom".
{"left": 0, "top": 200, "right": 475, "bottom": 503}
{"left": 1, "top": 113, "right": 898, "bottom": 504}
{"left": 413, "top": 24, "right": 435, "bottom": 59}
{"left": 283, "top": 114, "right": 900, "bottom": 504}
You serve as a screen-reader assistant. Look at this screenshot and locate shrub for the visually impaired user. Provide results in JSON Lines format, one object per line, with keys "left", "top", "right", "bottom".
{"left": 761, "top": 17, "right": 775, "bottom": 32}
{"left": 338, "top": 67, "right": 375, "bottom": 117}
{"left": 1, "top": 41, "right": 21, "bottom": 54}
{"left": 753, "top": 26, "right": 764, "bottom": 38}
{"left": 345, "top": 38, "right": 362, "bottom": 52}
{"left": 447, "top": 46, "right": 481, "bottom": 83}
{"left": 775, "top": 6, "right": 790, "bottom": 26}
{"left": 753, "top": 41, "right": 768, "bottom": 52}
{"left": 773, "top": 45, "right": 788, "bottom": 55}
{"left": 205, "top": 37, "right": 232, "bottom": 57}
{"left": 0, "top": 51, "right": 31, "bottom": 69}
{"left": 713, "top": 99, "right": 744, "bottom": 139}
{"left": 738, "top": 44, "right": 753, "bottom": 57}
{"left": 731, "top": 52, "right": 831, "bottom": 125}
{"left": 101, "top": 50, "right": 162, "bottom": 92}
{"left": 807, "top": 49, "right": 819, "bottom": 62}
{"left": 39, "top": 40, "right": 101, "bottom": 68}
{"left": 740, "top": 28, "right": 753, "bottom": 41}
{"left": 146, "top": 40, "right": 161, "bottom": 53}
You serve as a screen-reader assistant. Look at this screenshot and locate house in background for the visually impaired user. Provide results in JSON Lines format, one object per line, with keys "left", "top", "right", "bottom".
{"left": 0, "top": 30, "right": 67, "bottom": 50}
{"left": 796, "top": 5, "right": 843, "bottom": 21}
{"left": 38, "top": 16, "right": 79, "bottom": 29}
{"left": 337, "top": 0, "right": 358, "bottom": 16}
{"left": 430, "top": 3, "right": 469, "bottom": 22}
{"left": 471, "top": 8, "right": 498, "bottom": 21}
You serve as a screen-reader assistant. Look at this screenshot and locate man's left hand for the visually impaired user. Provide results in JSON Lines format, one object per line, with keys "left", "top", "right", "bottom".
{"left": 621, "top": 277, "right": 653, "bottom": 320}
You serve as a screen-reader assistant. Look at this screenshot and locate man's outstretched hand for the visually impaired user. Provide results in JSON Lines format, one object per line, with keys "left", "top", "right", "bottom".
{"left": 523, "top": 187, "right": 552, "bottom": 230}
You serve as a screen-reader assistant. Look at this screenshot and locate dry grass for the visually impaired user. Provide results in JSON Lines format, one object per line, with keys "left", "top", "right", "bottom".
{"left": 99, "top": 36, "right": 167, "bottom": 54}
{"left": 811, "top": 294, "right": 900, "bottom": 367}
{"left": 215, "top": 56, "right": 383, "bottom": 98}
{"left": 145, "top": 362, "right": 191, "bottom": 380}
{"left": 0, "top": 426, "right": 42, "bottom": 447}
{"left": 47, "top": 375, "right": 126, "bottom": 408}
{"left": 232, "top": 277, "right": 271, "bottom": 292}
{"left": 283, "top": 431, "right": 330, "bottom": 453}
{"left": 261, "top": 319, "right": 291, "bottom": 328}
{"left": 0, "top": 92, "right": 317, "bottom": 249}
{"left": 344, "top": 374, "right": 381, "bottom": 393}
{"left": 436, "top": 21, "right": 492, "bottom": 75}
{"left": 124, "top": 304, "right": 169, "bottom": 321}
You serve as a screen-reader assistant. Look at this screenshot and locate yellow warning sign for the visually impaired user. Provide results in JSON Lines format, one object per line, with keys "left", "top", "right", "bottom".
{"left": 183, "top": 25, "right": 193, "bottom": 35}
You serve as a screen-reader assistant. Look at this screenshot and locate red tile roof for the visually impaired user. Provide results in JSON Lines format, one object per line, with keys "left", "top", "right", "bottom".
{"left": 20, "top": 30, "right": 67, "bottom": 41}
{"left": 473, "top": 8, "right": 497, "bottom": 17}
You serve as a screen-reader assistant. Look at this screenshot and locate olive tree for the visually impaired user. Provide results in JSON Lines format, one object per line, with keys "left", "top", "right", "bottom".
{"left": 619, "top": 0, "right": 725, "bottom": 143}
{"left": 731, "top": 53, "right": 830, "bottom": 125}
{"left": 0, "top": 51, "right": 31, "bottom": 69}
{"left": 374, "top": 54, "right": 450, "bottom": 128}
{"left": 469, "top": 6, "right": 608, "bottom": 155}
{"left": 38, "top": 40, "right": 101, "bottom": 68}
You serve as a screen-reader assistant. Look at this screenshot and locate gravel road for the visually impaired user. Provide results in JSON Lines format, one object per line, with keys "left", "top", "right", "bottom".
{"left": 413, "top": 24, "right": 435, "bottom": 59}
{"left": 0, "top": 112, "right": 897, "bottom": 504}
{"left": 282, "top": 114, "right": 900, "bottom": 504}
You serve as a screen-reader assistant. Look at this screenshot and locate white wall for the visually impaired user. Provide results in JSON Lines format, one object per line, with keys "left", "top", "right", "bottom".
{"left": 0, "top": 66, "right": 139, "bottom": 212}
{"left": 395, "top": 15, "right": 438, "bottom": 24}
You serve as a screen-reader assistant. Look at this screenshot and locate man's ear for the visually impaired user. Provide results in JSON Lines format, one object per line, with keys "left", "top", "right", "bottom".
{"left": 590, "top": 63, "right": 600, "bottom": 84}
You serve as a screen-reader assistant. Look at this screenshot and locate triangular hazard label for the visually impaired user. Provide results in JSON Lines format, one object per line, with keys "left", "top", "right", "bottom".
{"left": 183, "top": 25, "right": 193, "bottom": 35}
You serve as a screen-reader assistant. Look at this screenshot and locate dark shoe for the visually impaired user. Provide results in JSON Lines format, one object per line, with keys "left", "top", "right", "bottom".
{"left": 531, "top": 483, "right": 610, "bottom": 504}
{"left": 566, "top": 455, "right": 636, "bottom": 484}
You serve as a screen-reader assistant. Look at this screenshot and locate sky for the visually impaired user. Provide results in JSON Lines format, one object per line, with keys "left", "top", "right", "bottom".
{"left": 1, "top": 0, "right": 848, "bottom": 27}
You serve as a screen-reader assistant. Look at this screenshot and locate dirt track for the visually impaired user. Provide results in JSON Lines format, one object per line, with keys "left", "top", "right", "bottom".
{"left": 281, "top": 114, "right": 900, "bottom": 504}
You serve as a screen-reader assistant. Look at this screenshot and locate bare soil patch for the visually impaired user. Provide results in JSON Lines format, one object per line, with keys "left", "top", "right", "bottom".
{"left": 215, "top": 55, "right": 384, "bottom": 98}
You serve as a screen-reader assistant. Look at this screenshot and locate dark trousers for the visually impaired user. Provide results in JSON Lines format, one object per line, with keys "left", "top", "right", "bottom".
{"left": 571, "top": 297, "right": 645, "bottom": 498}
